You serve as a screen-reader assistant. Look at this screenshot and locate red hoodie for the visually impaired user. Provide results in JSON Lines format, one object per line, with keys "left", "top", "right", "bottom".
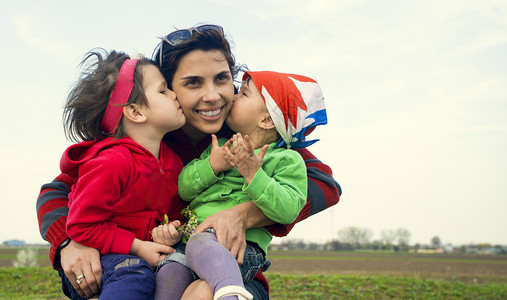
{"left": 61, "top": 137, "right": 185, "bottom": 255}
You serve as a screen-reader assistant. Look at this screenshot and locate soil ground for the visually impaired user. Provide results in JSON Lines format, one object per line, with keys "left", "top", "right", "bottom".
{"left": 265, "top": 250, "right": 507, "bottom": 282}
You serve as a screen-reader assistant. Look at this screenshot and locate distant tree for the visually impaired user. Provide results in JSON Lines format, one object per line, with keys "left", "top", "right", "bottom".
{"left": 366, "top": 240, "right": 383, "bottom": 250}
{"left": 395, "top": 228, "right": 411, "bottom": 252}
{"left": 431, "top": 236, "right": 441, "bottom": 248}
{"left": 308, "top": 242, "right": 320, "bottom": 251}
{"left": 327, "top": 240, "right": 354, "bottom": 251}
{"left": 279, "top": 239, "right": 307, "bottom": 250}
{"left": 414, "top": 243, "right": 422, "bottom": 251}
{"left": 326, "top": 240, "right": 341, "bottom": 251}
{"left": 295, "top": 240, "right": 307, "bottom": 250}
{"left": 338, "top": 226, "right": 372, "bottom": 249}
{"left": 381, "top": 230, "right": 397, "bottom": 250}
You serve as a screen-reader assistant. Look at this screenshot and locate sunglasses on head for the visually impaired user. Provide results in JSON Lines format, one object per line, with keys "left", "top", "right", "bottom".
{"left": 158, "top": 24, "right": 224, "bottom": 67}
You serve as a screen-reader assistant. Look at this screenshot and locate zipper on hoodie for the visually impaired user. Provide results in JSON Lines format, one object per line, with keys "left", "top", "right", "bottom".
{"left": 157, "top": 159, "right": 165, "bottom": 175}
{"left": 155, "top": 145, "right": 165, "bottom": 175}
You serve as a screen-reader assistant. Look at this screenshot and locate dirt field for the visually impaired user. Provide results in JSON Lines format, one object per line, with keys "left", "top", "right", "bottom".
{"left": 2, "top": 247, "right": 506, "bottom": 282}
{"left": 265, "top": 251, "right": 507, "bottom": 281}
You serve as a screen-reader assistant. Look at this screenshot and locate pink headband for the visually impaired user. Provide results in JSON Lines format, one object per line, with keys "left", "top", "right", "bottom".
{"left": 101, "top": 59, "right": 139, "bottom": 134}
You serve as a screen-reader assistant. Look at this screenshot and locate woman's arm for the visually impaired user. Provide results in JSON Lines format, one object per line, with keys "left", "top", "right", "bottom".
{"left": 195, "top": 147, "right": 341, "bottom": 262}
{"left": 36, "top": 173, "right": 102, "bottom": 298}
{"left": 36, "top": 173, "right": 76, "bottom": 268}
{"left": 266, "top": 147, "right": 342, "bottom": 236}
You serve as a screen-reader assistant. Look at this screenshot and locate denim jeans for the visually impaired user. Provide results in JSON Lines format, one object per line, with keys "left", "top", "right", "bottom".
{"left": 245, "top": 277, "right": 270, "bottom": 300}
{"left": 59, "top": 254, "right": 155, "bottom": 300}
{"left": 239, "top": 242, "right": 269, "bottom": 283}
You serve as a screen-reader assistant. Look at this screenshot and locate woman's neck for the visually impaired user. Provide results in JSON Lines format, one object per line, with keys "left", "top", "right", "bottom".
{"left": 182, "top": 124, "right": 209, "bottom": 144}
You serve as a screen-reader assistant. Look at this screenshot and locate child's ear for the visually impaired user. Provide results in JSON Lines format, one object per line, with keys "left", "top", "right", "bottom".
{"left": 122, "top": 104, "right": 147, "bottom": 124}
{"left": 258, "top": 115, "right": 275, "bottom": 130}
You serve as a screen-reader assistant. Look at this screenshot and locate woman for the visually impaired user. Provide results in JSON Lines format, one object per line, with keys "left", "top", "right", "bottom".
{"left": 36, "top": 24, "right": 341, "bottom": 299}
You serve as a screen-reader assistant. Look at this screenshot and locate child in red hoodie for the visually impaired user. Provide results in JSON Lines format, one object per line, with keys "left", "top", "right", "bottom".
{"left": 59, "top": 49, "right": 186, "bottom": 299}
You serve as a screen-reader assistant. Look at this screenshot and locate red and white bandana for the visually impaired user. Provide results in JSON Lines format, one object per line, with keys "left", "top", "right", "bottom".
{"left": 243, "top": 71, "right": 327, "bottom": 149}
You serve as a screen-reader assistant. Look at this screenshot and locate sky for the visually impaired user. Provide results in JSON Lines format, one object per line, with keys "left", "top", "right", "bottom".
{"left": 1, "top": 0, "right": 506, "bottom": 247}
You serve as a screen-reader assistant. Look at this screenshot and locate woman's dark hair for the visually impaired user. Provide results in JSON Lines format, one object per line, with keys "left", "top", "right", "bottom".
{"left": 153, "top": 27, "right": 240, "bottom": 89}
{"left": 63, "top": 49, "right": 155, "bottom": 142}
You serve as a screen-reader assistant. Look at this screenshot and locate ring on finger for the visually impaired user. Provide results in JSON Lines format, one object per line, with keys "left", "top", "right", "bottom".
{"left": 76, "top": 274, "right": 85, "bottom": 285}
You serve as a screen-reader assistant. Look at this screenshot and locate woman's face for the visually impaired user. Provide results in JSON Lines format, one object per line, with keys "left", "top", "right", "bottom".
{"left": 171, "top": 49, "right": 234, "bottom": 142}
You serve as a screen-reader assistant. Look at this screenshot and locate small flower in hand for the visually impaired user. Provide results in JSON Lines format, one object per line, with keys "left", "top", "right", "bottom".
{"left": 164, "top": 206, "right": 198, "bottom": 243}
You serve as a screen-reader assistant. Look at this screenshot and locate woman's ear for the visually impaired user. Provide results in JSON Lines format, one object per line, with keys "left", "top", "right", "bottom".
{"left": 123, "top": 104, "right": 147, "bottom": 124}
{"left": 258, "top": 115, "right": 275, "bottom": 130}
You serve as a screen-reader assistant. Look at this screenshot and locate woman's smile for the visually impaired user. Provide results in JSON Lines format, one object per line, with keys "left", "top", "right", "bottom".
{"left": 196, "top": 106, "right": 224, "bottom": 119}
{"left": 171, "top": 49, "right": 234, "bottom": 137}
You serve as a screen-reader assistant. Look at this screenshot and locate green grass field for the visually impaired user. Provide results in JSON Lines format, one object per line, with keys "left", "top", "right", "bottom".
{"left": 267, "top": 273, "right": 506, "bottom": 299}
{"left": 0, "top": 267, "right": 505, "bottom": 299}
{"left": 1, "top": 248, "right": 506, "bottom": 299}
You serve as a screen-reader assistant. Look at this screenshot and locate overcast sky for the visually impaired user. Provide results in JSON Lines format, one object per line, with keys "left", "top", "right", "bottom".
{"left": 1, "top": 0, "right": 506, "bottom": 247}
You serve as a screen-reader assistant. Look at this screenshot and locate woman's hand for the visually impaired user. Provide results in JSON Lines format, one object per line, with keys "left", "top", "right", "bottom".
{"left": 130, "top": 239, "right": 176, "bottom": 268}
{"left": 152, "top": 220, "right": 181, "bottom": 246}
{"left": 60, "top": 240, "right": 102, "bottom": 298}
{"left": 194, "top": 201, "right": 277, "bottom": 264}
{"left": 194, "top": 205, "right": 248, "bottom": 264}
{"left": 208, "top": 134, "right": 234, "bottom": 175}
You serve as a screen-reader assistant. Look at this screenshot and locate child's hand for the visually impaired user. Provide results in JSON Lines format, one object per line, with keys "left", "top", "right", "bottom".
{"left": 130, "top": 238, "right": 176, "bottom": 268}
{"left": 225, "top": 133, "right": 269, "bottom": 184}
{"left": 152, "top": 220, "right": 181, "bottom": 246}
{"left": 209, "top": 134, "right": 234, "bottom": 175}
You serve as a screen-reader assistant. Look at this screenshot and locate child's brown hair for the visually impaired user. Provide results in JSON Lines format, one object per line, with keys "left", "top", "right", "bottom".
{"left": 63, "top": 49, "right": 156, "bottom": 142}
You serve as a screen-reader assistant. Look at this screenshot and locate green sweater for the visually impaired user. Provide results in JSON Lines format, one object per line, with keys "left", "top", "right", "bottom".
{"left": 178, "top": 140, "right": 307, "bottom": 254}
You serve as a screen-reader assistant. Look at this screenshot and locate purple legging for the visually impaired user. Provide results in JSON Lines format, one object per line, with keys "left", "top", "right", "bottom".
{"left": 154, "top": 261, "right": 194, "bottom": 300}
{"left": 186, "top": 232, "right": 245, "bottom": 297}
{"left": 154, "top": 232, "right": 244, "bottom": 300}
